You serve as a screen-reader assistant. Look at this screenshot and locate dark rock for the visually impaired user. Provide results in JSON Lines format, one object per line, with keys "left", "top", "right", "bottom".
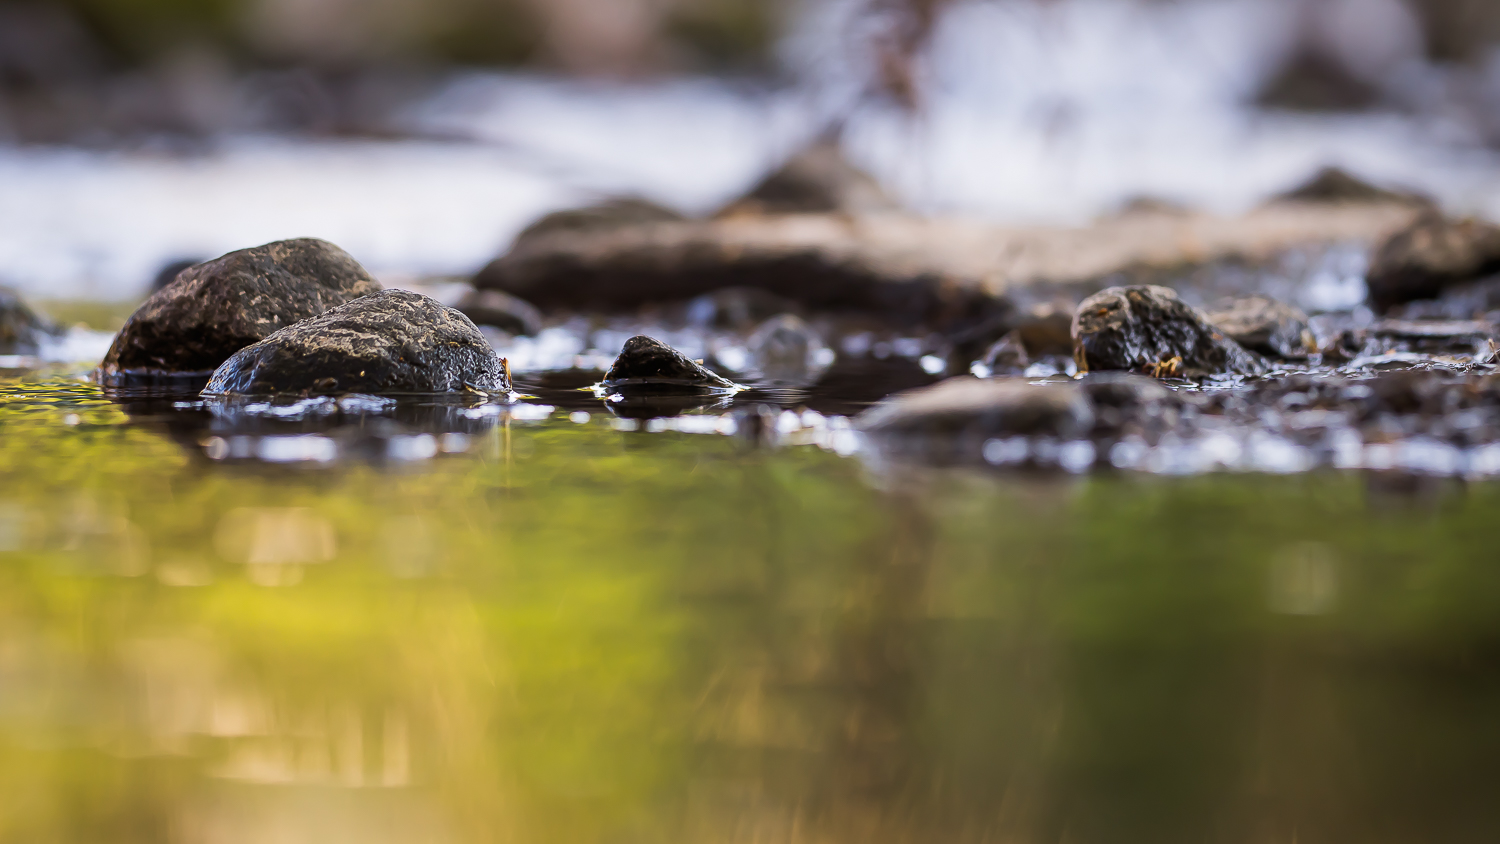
{"left": 600, "top": 335, "right": 738, "bottom": 394}
{"left": 100, "top": 238, "right": 381, "bottom": 385}
{"left": 747, "top": 314, "right": 829, "bottom": 386}
{"left": 1367, "top": 213, "right": 1500, "bottom": 312}
{"left": 510, "top": 198, "right": 684, "bottom": 253}
{"left": 454, "top": 288, "right": 543, "bottom": 336}
{"left": 979, "top": 331, "right": 1029, "bottom": 375}
{"left": 1205, "top": 296, "right": 1315, "bottom": 359}
{"left": 150, "top": 258, "right": 203, "bottom": 292}
{"left": 719, "top": 140, "right": 898, "bottom": 217}
{"left": 0, "top": 288, "right": 57, "bottom": 355}
{"left": 202, "top": 290, "right": 510, "bottom": 397}
{"left": 1273, "top": 167, "right": 1428, "bottom": 207}
{"left": 1256, "top": 50, "right": 1381, "bottom": 112}
{"left": 1367, "top": 319, "right": 1495, "bottom": 358}
{"left": 685, "top": 287, "right": 799, "bottom": 330}
{"left": 1071, "top": 285, "right": 1267, "bottom": 378}
{"left": 856, "top": 377, "right": 1095, "bottom": 461}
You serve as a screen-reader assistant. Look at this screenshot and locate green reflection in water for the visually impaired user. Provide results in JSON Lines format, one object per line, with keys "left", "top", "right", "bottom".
{"left": 2, "top": 377, "right": 1499, "bottom": 844}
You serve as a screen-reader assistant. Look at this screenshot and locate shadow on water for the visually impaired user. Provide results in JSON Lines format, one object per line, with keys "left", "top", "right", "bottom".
{"left": 2, "top": 373, "right": 1500, "bottom": 842}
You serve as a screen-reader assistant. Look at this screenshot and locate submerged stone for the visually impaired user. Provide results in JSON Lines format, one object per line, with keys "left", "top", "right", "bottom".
{"left": 857, "top": 377, "right": 1095, "bottom": 444}
{"left": 1367, "top": 214, "right": 1500, "bottom": 312}
{"left": 203, "top": 290, "right": 510, "bottom": 396}
{"left": 100, "top": 238, "right": 381, "bottom": 385}
{"left": 1072, "top": 285, "right": 1267, "bottom": 378}
{"left": 454, "top": 288, "right": 543, "bottom": 336}
{"left": 601, "top": 335, "right": 737, "bottom": 393}
{"left": 1205, "top": 296, "right": 1314, "bottom": 359}
{"left": 0, "top": 288, "right": 56, "bottom": 355}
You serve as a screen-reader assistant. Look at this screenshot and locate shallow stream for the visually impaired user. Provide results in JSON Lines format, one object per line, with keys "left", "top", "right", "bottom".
{"left": 3, "top": 363, "right": 1499, "bottom": 843}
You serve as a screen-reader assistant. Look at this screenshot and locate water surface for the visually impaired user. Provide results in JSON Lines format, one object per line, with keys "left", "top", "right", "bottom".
{"left": 2, "top": 374, "right": 1498, "bottom": 843}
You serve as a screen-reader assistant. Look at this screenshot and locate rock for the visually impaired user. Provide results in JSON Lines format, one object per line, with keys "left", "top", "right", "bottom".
{"left": 600, "top": 335, "right": 738, "bottom": 394}
{"left": 1273, "top": 167, "right": 1428, "bottom": 207}
{"left": 1367, "top": 319, "right": 1495, "bottom": 358}
{"left": 202, "top": 290, "right": 510, "bottom": 396}
{"left": 1367, "top": 213, "right": 1500, "bottom": 312}
{"left": 150, "top": 258, "right": 204, "bottom": 292}
{"left": 978, "top": 331, "right": 1029, "bottom": 375}
{"left": 718, "top": 140, "right": 898, "bottom": 217}
{"left": 856, "top": 377, "right": 1095, "bottom": 461}
{"left": 100, "top": 238, "right": 381, "bottom": 385}
{"left": 746, "top": 314, "right": 829, "bottom": 386}
{"left": 0, "top": 288, "right": 57, "bottom": 355}
{"left": 510, "top": 198, "right": 685, "bottom": 253}
{"left": 454, "top": 288, "right": 543, "bottom": 336}
{"left": 469, "top": 203, "right": 1416, "bottom": 328}
{"left": 1072, "top": 285, "right": 1267, "bottom": 378}
{"left": 1205, "top": 296, "right": 1314, "bottom": 359}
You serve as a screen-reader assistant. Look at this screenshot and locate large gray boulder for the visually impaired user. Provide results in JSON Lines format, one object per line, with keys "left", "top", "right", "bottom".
{"left": 100, "top": 238, "right": 381, "bottom": 385}
{"left": 203, "top": 290, "right": 510, "bottom": 397}
{"left": 1072, "top": 285, "right": 1267, "bottom": 378}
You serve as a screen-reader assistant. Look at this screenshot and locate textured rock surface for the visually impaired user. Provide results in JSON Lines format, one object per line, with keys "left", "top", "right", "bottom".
{"left": 454, "top": 288, "right": 543, "bottom": 336}
{"left": 101, "top": 238, "right": 381, "bottom": 384}
{"left": 1072, "top": 285, "right": 1267, "bottom": 378}
{"left": 1206, "top": 296, "right": 1314, "bottom": 359}
{"left": 601, "top": 335, "right": 737, "bottom": 393}
{"left": 1367, "top": 214, "right": 1500, "bottom": 312}
{"left": 0, "top": 288, "right": 56, "bottom": 355}
{"left": 203, "top": 290, "right": 510, "bottom": 396}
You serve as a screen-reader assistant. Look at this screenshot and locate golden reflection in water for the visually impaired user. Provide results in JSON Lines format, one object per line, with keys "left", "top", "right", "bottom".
{"left": 1, "top": 378, "right": 1500, "bottom": 842}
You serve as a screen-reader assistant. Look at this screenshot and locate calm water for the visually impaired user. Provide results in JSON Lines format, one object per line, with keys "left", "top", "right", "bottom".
{"left": 2, "top": 372, "right": 1499, "bottom": 843}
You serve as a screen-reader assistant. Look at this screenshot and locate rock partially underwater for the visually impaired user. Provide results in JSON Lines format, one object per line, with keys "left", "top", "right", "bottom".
{"left": 100, "top": 238, "right": 381, "bottom": 385}
{"left": 1072, "top": 285, "right": 1267, "bottom": 378}
{"left": 454, "top": 288, "right": 543, "bottom": 336}
{"left": 0, "top": 288, "right": 57, "bottom": 355}
{"left": 599, "top": 335, "right": 738, "bottom": 394}
{"left": 203, "top": 290, "right": 511, "bottom": 396}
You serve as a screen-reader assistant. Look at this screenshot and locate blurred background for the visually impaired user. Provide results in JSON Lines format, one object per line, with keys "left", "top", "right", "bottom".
{"left": 7, "top": 0, "right": 1500, "bottom": 297}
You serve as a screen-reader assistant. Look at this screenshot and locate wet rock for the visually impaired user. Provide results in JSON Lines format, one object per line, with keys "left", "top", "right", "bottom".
{"left": 685, "top": 287, "right": 799, "bottom": 330}
{"left": 100, "top": 238, "right": 381, "bottom": 385}
{"left": 454, "top": 288, "right": 543, "bottom": 336}
{"left": 510, "top": 198, "right": 685, "bottom": 253}
{"left": 1273, "top": 167, "right": 1428, "bottom": 207}
{"left": 0, "top": 288, "right": 57, "bottom": 355}
{"left": 1366, "top": 213, "right": 1500, "bottom": 312}
{"left": 979, "top": 331, "right": 1029, "bottom": 376}
{"left": 747, "top": 315, "right": 830, "bottom": 386}
{"left": 719, "top": 140, "right": 898, "bottom": 217}
{"left": 1072, "top": 285, "right": 1267, "bottom": 378}
{"left": 202, "top": 290, "right": 510, "bottom": 397}
{"left": 600, "top": 335, "right": 737, "bottom": 394}
{"left": 1013, "top": 303, "right": 1077, "bottom": 357}
{"left": 857, "top": 377, "right": 1095, "bottom": 446}
{"left": 1205, "top": 296, "right": 1314, "bottom": 359}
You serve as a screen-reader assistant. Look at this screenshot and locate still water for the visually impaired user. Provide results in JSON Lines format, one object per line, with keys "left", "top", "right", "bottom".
{"left": 2, "top": 372, "right": 1498, "bottom": 843}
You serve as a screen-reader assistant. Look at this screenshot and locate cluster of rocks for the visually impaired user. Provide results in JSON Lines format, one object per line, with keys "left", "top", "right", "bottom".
{"left": 99, "top": 239, "right": 513, "bottom": 397}
{"left": 85, "top": 146, "right": 1500, "bottom": 476}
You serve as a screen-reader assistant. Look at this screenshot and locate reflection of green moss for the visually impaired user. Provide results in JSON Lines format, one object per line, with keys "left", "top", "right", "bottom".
{"left": 4, "top": 380, "right": 1500, "bottom": 841}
